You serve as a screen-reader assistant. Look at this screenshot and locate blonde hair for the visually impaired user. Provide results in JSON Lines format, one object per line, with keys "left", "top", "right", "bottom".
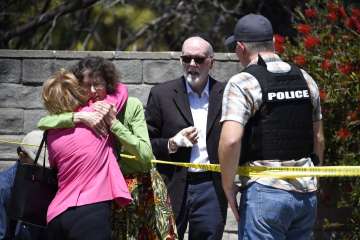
{"left": 42, "top": 69, "right": 89, "bottom": 114}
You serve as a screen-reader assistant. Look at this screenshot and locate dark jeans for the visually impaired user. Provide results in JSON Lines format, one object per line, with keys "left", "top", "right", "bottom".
{"left": 47, "top": 201, "right": 111, "bottom": 240}
{"left": 177, "top": 179, "right": 226, "bottom": 240}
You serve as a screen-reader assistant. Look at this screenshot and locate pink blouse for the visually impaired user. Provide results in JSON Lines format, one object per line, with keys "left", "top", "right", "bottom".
{"left": 46, "top": 84, "right": 132, "bottom": 223}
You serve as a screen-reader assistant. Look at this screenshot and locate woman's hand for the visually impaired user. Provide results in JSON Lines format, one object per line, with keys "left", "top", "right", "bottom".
{"left": 73, "top": 111, "right": 108, "bottom": 137}
{"left": 93, "top": 101, "right": 117, "bottom": 127}
{"left": 104, "top": 105, "right": 117, "bottom": 127}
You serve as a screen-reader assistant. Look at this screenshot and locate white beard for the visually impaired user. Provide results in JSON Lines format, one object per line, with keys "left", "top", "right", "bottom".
{"left": 185, "top": 73, "right": 201, "bottom": 87}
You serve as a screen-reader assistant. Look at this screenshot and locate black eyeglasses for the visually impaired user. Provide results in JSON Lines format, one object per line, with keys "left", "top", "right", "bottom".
{"left": 181, "top": 55, "right": 208, "bottom": 64}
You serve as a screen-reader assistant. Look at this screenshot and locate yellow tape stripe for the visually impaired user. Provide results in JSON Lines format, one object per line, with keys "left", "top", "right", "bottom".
{"left": 120, "top": 153, "right": 136, "bottom": 159}
{"left": 151, "top": 160, "right": 360, "bottom": 178}
{"left": 1, "top": 139, "right": 358, "bottom": 178}
{"left": 0, "top": 139, "right": 40, "bottom": 148}
{"left": 152, "top": 159, "right": 221, "bottom": 172}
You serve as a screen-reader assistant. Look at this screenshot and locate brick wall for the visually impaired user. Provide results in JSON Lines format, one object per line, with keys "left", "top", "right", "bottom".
{"left": 0, "top": 50, "right": 242, "bottom": 239}
{"left": 0, "top": 49, "right": 240, "bottom": 168}
{"left": 0, "top": 50, "right": 342, "bottom": 239}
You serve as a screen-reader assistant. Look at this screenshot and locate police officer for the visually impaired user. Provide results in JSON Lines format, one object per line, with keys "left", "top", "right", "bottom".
{"left": 219, "top": 14, "right": 325, "bottom": 240}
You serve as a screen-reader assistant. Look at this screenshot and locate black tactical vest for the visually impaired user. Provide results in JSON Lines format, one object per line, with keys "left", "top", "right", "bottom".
{"left": 239, "top": 57, "right": 314, "bottom": 164}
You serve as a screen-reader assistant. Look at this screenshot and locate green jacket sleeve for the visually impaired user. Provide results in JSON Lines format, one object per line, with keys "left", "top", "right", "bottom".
{"left": 37, "top": 112, "right": 75, "bottom": 130}
{"left": 111, "top": 97, "right": 153, "bottom": 173}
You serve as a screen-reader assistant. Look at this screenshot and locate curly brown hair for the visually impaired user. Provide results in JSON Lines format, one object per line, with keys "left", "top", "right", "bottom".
{"left": 70, "top": 56, "right": 120, "bottom": 93}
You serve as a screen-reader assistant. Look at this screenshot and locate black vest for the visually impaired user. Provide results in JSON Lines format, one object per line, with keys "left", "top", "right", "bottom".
{"left": 240, "top": 58, "right": 314, "bottom": 164}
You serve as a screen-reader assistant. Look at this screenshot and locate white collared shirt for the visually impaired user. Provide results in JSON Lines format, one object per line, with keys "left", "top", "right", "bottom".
{"left": 185, "top": 79, "right": 210, "bottom": 172}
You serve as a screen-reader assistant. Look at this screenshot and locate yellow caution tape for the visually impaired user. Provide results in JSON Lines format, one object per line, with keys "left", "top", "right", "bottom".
{"left": 120, "top": 153, "right": 136, "bottom": 159}
{"left": 151, "top": 160, "right": 360, "bottom": 178}
{"left": 1, "top": 139, "right": 358, "bottom": 178}
{"left": 152, "top": 159, "right": 221, "bottom": 172}
{"left": 0, "top": 139, "right": 40, "bottom": 148}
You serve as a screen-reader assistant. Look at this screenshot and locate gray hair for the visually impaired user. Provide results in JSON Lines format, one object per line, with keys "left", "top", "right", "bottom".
{"left": 242, "top": 40, "right": 274, "bottom": 55}
{"left": 206, "top": 43, "right": 214, "bottom": 57}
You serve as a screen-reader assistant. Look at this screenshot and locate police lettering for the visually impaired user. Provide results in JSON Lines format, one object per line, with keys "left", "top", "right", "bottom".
{"left": 268, "top": 90, "right": 309, "bottom": 101}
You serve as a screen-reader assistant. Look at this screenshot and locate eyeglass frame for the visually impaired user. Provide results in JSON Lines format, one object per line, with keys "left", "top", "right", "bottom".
{"left": 80, "top": 77, "right": 107, "bottom": 91}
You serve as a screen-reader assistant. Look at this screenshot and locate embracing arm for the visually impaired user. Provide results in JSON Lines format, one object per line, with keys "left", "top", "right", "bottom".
{"left": 110, "top": 98, "right": 153, "bottom": 168}
{"left": 37, "top": 112, "right": 74, "bottom": 130}
{"left": 37, "top": 111, "right": 108, "bottom": 136}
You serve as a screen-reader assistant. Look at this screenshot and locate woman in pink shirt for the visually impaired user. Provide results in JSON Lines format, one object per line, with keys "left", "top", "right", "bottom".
{"left": 41, "top": 69, "right": 132, "bottom": 240}
{"left": 39, "top": 57, "right": 178, "bottom": 240}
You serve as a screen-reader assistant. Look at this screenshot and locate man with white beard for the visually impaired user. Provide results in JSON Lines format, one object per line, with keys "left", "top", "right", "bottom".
{"left": 146, "top": 36, "right": 227, "bottom": 240}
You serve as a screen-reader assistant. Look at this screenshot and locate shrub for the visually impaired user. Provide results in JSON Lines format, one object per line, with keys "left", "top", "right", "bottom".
{"left": 276, "top": 0, "right": 359, "bottom": 238}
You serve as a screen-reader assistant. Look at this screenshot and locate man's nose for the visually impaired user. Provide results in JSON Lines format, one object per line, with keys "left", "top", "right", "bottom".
{"left": 189, "top": 58, "right": 197, "bottom": 66}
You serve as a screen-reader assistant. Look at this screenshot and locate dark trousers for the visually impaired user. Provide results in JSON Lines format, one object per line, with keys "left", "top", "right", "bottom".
{"left": 177, "top": 177, "right": 225, "bottom": 240}
{"left": 47, "top": 201, "right": 111, "bottom": 240}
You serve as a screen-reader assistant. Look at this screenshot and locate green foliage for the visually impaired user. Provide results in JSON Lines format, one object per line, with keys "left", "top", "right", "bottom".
{"left": 275, "top": 0, "right": 359, "bottom": 237}
{"left": 1, "top": 0, "right": 301, "bottom": 51}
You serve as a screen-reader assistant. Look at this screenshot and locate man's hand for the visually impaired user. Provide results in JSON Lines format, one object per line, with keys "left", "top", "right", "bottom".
{"left": 224, "top": 183, "right": 241, "bottom": 222}
{"left": 73, "top": 111, "right": 108, "bottom": 137}
{"left": 168, "top": 126, "right": 198, "bottom": 152}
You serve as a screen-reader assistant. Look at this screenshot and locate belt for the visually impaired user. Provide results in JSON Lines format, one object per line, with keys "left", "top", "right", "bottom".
{"left": 187, "top": 171, "right": 212, "bottom": 183}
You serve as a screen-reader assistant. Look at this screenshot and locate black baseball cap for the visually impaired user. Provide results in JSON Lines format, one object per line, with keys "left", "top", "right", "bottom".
{"left": 225, "top": 14, "right": 274, "bottom": 51}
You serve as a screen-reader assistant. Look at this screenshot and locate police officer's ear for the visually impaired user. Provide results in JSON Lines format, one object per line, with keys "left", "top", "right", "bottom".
{"left": 235, "top": 41, "right": 246, "bottom": 53}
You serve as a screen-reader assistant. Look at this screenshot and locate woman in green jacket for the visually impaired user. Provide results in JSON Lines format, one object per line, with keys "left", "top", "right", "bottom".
{"left": 38, "top": 56, "right": 178, "bottom": 240}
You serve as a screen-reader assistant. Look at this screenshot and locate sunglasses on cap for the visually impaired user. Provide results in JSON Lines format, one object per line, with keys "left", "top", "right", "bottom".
{"left": 181, "top": 55, "right": 208, "bottom": 64}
